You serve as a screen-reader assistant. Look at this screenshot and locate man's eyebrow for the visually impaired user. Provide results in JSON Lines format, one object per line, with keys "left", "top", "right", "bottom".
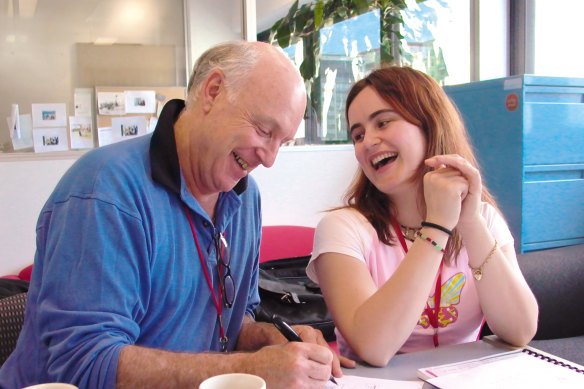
{"left": 252, "top": 113, "right": 280, "bottom": 132}
{"left": 349, "top": 109, "right": 395, "bottom": 134}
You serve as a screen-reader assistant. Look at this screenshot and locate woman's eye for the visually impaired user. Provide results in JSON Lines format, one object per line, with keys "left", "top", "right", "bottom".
{"left": 378, "top": 119, "right": 390, "bottom": 128}
{"left": 351, "top": 132, "right": 364, "bottom": 143}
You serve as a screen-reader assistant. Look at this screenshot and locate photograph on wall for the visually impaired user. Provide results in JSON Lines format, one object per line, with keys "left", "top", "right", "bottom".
{"left": 97, "top": 92, "right": 125, "bottom": 115}
{"left": 32, "top": 127, "right": 69, "bottom": 153}
{"left": 69, "top": 116, "right": 94, "bottom": 149}
{"left": 111, "top": 115, "right": 147, "bottom": 144}
{"left": 31, "top": 103, "right": 67, "bottom": 128}
{"left": 125, "top": 90, "right": 156, "bottom": 114}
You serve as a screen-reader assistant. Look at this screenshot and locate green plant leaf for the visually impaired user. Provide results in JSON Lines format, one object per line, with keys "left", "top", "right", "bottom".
{"left": 351, "top": 0, "right": 370, "bottom": 14}
{"left": 300, "top": 56, "right": 316, "bottom": 82}
{"left": 315, "top": 0, "right": 324, "bottom": 28}
{"left": 276, "top": 22, "right": 291, "bottom": 48}
{"left": 286, "top": 0, "right": 300, "bottom": 20}
{"left": 295, "top": 4, "right": 313, "bottom": 36}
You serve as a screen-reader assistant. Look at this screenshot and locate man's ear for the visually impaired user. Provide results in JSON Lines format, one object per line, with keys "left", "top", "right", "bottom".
{"left": 200, "top": 69, "right": 225, "bottom": 113}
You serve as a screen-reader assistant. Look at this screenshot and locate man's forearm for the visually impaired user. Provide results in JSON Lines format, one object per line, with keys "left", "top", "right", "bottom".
{"left": 235, "top": 315, "right": 285, "bottom": 351}
{"left": 116, "top": 345, "right": 249, "bottom": 389}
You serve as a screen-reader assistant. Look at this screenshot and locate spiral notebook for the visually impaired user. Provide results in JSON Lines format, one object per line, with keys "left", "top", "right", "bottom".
{"left": 418, "top": 348, "right": 584, "bottom": 388}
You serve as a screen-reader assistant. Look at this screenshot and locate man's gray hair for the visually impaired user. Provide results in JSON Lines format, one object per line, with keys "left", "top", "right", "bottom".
{"left": 186, "top": 41, "right": 262, "bottom": 106}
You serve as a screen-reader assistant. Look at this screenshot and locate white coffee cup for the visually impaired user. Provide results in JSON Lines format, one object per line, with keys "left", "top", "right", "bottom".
{"left": 199, "top": 373, "right": 266, "bottom": 389}
{"left": 22, "top": 384, "right": 78, "bottom": 389}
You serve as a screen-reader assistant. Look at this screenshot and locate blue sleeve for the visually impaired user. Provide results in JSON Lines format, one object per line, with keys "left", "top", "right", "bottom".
{"left": 36, "top": 196, "right": 150, "bottom": 388}
{"left": 245, "top": 259, "right": 260, "bottom": 319}
{"left": 244, "top": 181, "right": 261, "bottom": 319}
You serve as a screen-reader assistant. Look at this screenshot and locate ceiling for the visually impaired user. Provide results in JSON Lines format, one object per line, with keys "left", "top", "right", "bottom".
{"left": 255, "top": 0, "right": 311, "bottom": 32}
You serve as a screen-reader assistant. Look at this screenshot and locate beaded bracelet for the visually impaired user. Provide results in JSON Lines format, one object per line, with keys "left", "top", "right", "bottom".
{"left": 416, "top": 231, "right": 446, "bottom": 253}
{"left": 421, "top": 221, "right": 453, "bottom": 236}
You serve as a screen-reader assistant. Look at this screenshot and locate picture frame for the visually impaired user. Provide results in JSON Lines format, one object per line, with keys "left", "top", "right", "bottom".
{"left": 69, "top": 116, "right": 94, "bottom": 149}
{"left": 110, "top": 116, "right": 147, "bottom": 144}
{"left": 125, "top": 90, "right": 156, "bottom": 114}
{"left": 32, "top": 127, "right": 69, "bottom": 153}
{"left": 31, "top": 103, "right": 67, "bottom": 128}
{"left": 97, "top": 92, "right": 125, "bottom": 115}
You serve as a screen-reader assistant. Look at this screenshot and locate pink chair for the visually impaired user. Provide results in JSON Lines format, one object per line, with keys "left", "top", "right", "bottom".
{"left": 259, "top": 225, "right": 316, "bottom": 263}
{"left": 0, "top": 265, "right": 33, "bottom": 282}
{"left": 258, "top": 225, "right": 339, "bottom": 352}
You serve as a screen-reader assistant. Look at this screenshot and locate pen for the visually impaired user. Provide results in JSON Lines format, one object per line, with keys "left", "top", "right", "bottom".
{"left": 272, "top": 314, "right": 338, "bottom": 385}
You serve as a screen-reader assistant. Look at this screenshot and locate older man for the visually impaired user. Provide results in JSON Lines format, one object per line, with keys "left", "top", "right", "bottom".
{"left": 0, "top": 41, "right": 350, "bottom": 389}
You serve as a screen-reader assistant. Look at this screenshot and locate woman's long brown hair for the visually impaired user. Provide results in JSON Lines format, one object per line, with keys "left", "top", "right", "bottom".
{"left": 341, "top": 66, "right": 497, "bottom": 264}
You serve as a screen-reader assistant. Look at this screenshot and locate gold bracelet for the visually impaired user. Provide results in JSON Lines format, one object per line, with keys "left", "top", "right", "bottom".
{"left": 470, "top": 240, "right": 498, "bottom": 281}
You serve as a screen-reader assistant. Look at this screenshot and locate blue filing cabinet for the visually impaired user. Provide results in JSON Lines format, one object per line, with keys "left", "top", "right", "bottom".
{"left": 444, "top": 75, "right": 584, "bottom": 253}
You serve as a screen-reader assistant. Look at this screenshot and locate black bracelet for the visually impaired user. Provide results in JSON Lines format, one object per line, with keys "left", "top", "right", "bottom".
{"left": 421, "top": 221, "right": 453, "bottom": 236}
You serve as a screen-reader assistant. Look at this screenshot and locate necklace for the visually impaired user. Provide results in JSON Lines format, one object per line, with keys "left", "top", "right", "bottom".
{"left": 400, "top": 224, "right": 421, "bottom": 242}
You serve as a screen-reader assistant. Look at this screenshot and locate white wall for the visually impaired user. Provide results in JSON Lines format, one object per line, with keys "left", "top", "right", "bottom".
{"left": 0, "top": 154, "right": 79, "bottom": 275}
{"left": 0, "top": 147, "right": 358, "bottom": 276}
{"left": 251, "top": 145, "right": 358, "bottom": 226}
{"left": 184, "top": 0, "right": 244, "bottom": 73}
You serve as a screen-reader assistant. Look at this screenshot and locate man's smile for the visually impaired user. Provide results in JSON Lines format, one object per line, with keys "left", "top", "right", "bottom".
{"left": 233, "top": 151, "right": 249, "bottom": 171}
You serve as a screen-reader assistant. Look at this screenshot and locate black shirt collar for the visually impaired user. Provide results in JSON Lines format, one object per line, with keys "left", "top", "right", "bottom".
{"left": 149, "top": 99, "right": 248, "bottom": 195}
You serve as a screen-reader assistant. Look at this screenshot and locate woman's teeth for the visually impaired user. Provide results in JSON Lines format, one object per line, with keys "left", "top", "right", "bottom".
{"left": 371, "top": 152, "right": 397, "bottom": 169}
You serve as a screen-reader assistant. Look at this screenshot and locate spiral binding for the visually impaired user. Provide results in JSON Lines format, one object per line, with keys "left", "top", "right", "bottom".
{"left": 522, "top": 348, "right": 584, "bottom": 375}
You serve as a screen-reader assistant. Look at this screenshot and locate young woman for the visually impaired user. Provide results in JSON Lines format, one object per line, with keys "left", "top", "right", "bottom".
{"left": 306, "top": 67, "right": 538, "bottom": 367}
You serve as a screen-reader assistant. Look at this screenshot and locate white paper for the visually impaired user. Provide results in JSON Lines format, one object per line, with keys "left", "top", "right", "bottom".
{"left": 74, "top": 88, "right": 93, "bottom": 116}
{"left": 11, "top": 114, "right": 33, "bottom": 150}
{"left": 33, "top": 127, "right": 69, "bottom": 153}
{"left": 97, "top": 92, "right": 125, "bottom": 115}
{"left": 125, "top": 90, "right": 156, "bottom": 114}
{"left": 110, "top": 116, "right": 147, "bottom": 143}
{"left": 423, "top": 351, "right": 584, "bottom": 388}
{"left": 31, "top": 103, "right": 67, "bottom": 128}
{"left": 8, "top": 104, "right": 21, "bottom": 139}
{"left": 69, "top": 116, "right": 94, "bottom": 149}
{"left": 98, "top": 127, "right": 113, "bottom": 147}
{"left": 325, "top": 375, "right": 424, "bottom": 389}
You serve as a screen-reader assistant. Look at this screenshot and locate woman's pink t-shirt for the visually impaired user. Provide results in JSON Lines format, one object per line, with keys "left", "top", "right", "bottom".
{"left": 306, "top": 203, "right": 513, "bottom": 359}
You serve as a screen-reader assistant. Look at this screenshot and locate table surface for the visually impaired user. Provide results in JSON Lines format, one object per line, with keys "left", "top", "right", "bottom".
{"left": 343, "top": 337, "right": 516, "bottom": 385}
{"left": 344, "top": 336, "right": 584, "bottom": 388}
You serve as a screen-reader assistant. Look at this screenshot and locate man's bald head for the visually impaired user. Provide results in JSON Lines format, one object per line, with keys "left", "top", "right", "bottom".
{"left": 186, "top": 41, "right": 303, "bottom": 107}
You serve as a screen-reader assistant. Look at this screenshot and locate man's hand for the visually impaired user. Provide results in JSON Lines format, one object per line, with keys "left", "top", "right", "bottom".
{"left": 293, "top": 324, "right": 356, "bottom": 376}
{"left": 236, "top": 316, "right": 356, "bottom": 381}
{"left": 246, "top": 342, "right": 333, "bottom": 389}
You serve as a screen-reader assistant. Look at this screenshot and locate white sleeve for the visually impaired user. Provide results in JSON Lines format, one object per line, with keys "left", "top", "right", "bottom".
{"left": 306, "top": 209, "right": 372, "bottom": 283}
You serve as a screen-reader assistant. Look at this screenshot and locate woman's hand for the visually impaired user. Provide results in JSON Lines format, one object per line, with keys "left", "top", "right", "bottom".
{"left": 422, "top": 155, "right": 468, "bottom": 230}
{"left": 425, "top": 154, "right": 482, "bottom": 230}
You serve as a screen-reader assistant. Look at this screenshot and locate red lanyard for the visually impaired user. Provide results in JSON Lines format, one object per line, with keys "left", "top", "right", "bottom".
{"left": 184, "top": 205, "right": 229, "bottom": 352}
{"left": 392, "top": 218, "right": 442, "bottom": 347}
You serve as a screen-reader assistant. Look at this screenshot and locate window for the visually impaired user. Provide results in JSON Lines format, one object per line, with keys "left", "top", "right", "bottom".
{"left": 401, "top": 0, "right": 470, "bottom": 85}
{"left": 0, "top": 0, "right": 185, "bottom": 152}
{"left": 261, "top": 0, "right": 472, "bottom": 144}
{"left": 533, "top": 0, "right": 584, "bottom": 78}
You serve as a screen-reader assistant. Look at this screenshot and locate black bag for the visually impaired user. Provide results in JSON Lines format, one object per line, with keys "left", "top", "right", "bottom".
{"left": 0, "top": 279, "right": 29, "bottom": 299}
{"left": 254, "top": 255, "right": 336, "bottom": 342}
